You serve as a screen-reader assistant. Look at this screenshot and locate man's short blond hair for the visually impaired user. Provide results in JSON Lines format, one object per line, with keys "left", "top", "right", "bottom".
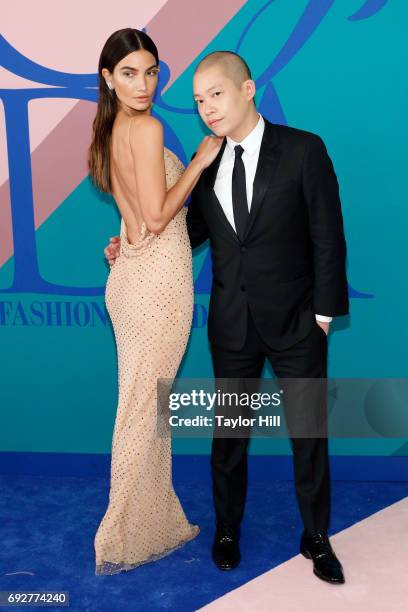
{"left": 195, "top": 51, "right": 252, "bottom": 88}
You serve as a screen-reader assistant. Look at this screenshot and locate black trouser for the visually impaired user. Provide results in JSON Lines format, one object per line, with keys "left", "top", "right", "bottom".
{"left": 210, "top": 305, "right": 330, "bottom": 536}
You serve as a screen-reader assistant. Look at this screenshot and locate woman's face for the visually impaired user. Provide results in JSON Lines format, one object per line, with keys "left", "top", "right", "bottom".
{"left": 102, "top": 49, "right": 159, "bottom": 114}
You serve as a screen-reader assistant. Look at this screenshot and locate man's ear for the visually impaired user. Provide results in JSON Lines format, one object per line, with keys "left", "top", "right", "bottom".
{"left": 244, "top": 79, "right": 256, "bottom": 102}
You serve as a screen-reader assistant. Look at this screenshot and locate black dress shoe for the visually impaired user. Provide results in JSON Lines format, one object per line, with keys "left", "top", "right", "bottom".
{"left": 300, "top": 531, "right": 345, "bottom": 584}
{"left": 212, "top": 524, "right": 241, "bottom": 571}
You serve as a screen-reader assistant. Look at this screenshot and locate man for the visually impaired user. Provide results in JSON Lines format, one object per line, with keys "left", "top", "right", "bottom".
{"left": 105, "top": 51, "right": 349, "bottom": 584}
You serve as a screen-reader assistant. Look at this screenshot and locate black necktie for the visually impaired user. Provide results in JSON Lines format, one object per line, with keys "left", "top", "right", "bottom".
{"left": 232, "top": 144, "right": 249, "bottom": 241}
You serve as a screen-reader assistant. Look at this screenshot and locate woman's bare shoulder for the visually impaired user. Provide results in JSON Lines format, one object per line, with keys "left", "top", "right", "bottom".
{"left": 127, "top": 115, "right": 163, "bottom": 156}
{"left": 129, "top": 114, "right": 163, "bottom": 135}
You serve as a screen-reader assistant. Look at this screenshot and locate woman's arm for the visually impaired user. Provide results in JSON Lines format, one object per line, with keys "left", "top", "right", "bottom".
{"left": 129, "top": 115, "right": 221, "bottom": 234}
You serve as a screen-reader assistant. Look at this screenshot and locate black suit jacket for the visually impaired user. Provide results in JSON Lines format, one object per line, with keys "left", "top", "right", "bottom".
{"left": 186, "top": 117, "right": 349, "bottom": 351}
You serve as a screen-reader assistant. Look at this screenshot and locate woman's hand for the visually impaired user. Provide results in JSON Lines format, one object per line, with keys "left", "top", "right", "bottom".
{"left": 194, "top": 135, "right": 224, "bottom": 169}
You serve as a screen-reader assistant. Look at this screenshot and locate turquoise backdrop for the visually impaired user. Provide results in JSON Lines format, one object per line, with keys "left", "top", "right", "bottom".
{"left": 0, "top": 0, "right": 406, "bottom": 464}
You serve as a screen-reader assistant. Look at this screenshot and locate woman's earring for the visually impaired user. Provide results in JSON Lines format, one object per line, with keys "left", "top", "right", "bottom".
{"left": 108, "top": 81, "right": 114, "bottom": 90}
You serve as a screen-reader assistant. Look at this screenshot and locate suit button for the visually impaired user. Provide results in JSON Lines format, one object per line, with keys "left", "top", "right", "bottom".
{"left": 240, "top": 285, "right": 246, "bottom": 291}
{"left": 240, "top": 246, "right": 247, "bottom": 253}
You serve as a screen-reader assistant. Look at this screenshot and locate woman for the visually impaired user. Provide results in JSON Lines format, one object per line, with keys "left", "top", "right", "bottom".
{"left": 88, "top": 28, "right": 222, "bottom": 575}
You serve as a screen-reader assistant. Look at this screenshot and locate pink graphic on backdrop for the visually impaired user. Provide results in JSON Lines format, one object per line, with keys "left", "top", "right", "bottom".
{"left": 0, "top": 0, "right": 168, "bottom": 74}
{"left": 148, "top": 0, "right": 247, "bottom": 88}
{"left": 0, "top": 0, "right": 246, "bottom": 268}
{"left": 0, "top": 0, "right": 168, "bottom": 174}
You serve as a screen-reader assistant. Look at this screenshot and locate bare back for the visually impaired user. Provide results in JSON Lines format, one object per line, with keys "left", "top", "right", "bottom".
{"left": 109, "top": 114, "right": 157, "bottom": 244}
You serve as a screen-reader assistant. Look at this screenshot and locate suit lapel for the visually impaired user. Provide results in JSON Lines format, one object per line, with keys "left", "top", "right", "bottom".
{"left": 242, "top": 118, "right": 281, "bottom": 241}
{"left": 206, "top": 138, "right": 240, "bottom": 243}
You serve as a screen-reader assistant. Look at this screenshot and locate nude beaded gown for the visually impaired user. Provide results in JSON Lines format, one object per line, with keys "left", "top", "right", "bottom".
{"left": 94, "top": 147, "right": 199, "bottom": 575}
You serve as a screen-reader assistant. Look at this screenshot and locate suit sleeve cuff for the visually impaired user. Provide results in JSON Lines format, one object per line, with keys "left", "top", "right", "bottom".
{"left": 315, "top": 314, "right": 333, "bottom": 323}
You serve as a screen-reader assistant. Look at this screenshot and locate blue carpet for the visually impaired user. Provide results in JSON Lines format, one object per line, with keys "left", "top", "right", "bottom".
{"left": 0, "top": 474, "right": 407, "bottom": 612}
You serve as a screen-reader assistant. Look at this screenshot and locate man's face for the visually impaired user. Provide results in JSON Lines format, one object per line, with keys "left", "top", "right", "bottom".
{"left": 193, "top": 65, "right": 252, "bottom": 138}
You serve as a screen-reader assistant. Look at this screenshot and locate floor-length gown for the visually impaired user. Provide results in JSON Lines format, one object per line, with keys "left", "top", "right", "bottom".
{"left": 94, "top": 147, "right": 199, "bottom": 575}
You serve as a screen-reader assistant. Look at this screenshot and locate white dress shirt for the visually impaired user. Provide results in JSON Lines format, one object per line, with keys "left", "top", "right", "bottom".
{"left": 213, "top": 113, "right": 332, "bottom": 323}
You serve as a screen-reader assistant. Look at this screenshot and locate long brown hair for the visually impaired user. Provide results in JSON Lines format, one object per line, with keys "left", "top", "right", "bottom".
{"left": 88, "top": 28, "right": 159, "bottom": 194}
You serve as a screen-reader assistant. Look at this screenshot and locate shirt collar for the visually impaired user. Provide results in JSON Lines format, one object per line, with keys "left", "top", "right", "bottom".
{"left": 226, "top": 114, "right": 265, "bottom": 157}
